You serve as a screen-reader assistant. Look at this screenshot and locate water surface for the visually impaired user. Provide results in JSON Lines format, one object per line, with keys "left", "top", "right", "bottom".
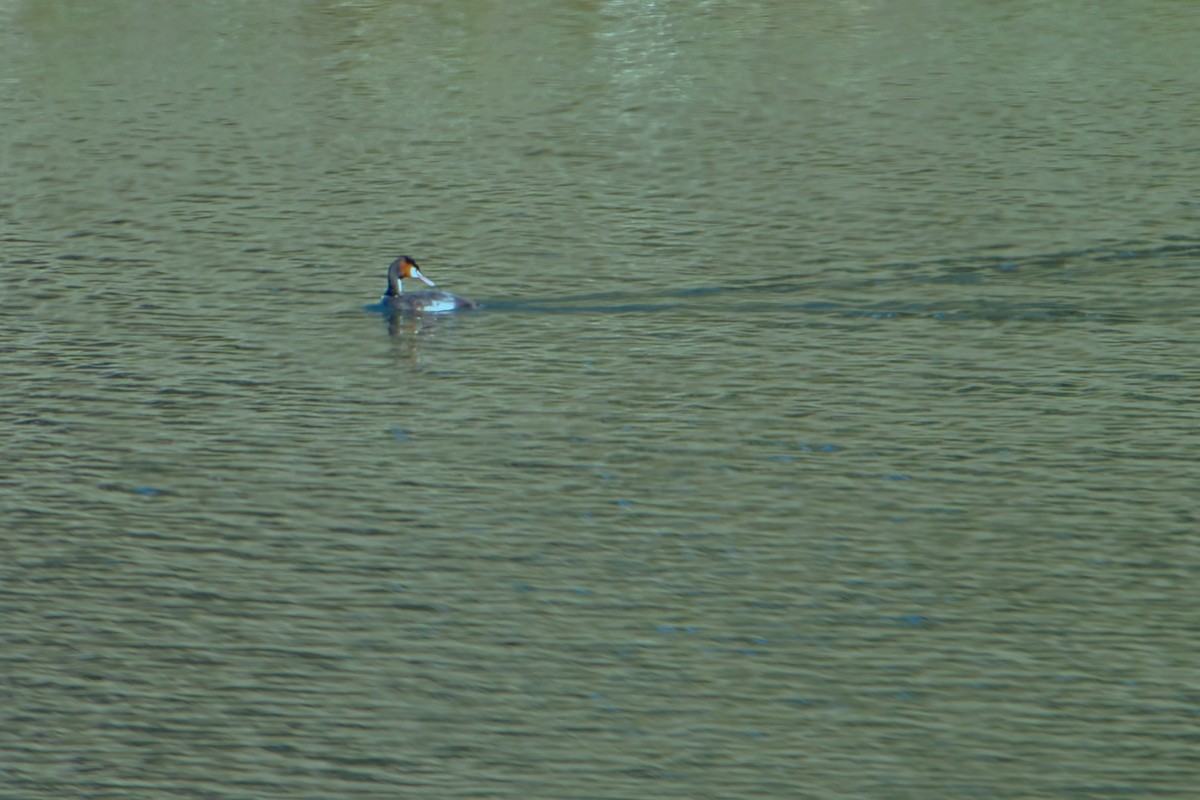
{"left": 3, "top": 1, "right": 1200, "bottom": 797}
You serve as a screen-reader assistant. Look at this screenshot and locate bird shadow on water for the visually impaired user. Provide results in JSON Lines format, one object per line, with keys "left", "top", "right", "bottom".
{"left": 367, "top": 307, "right": 473, "bottom": 340}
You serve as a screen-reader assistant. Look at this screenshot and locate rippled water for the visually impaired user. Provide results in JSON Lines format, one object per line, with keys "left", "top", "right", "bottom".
{"left": 4, "top": 1, "right": 1200, "bottom": 797}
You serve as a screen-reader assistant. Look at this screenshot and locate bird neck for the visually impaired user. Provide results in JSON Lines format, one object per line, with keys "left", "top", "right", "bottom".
{"left": 384, "top": 260, "right": 402, "bottom": 297}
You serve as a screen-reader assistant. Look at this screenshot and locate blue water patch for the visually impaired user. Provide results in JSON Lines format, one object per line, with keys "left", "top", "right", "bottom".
{"left": 792, "top": 443, "right": 840, "bottom": 453}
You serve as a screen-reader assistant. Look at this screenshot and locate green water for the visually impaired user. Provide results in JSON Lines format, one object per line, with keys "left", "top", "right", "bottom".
{"left": 3, "top": 1, "right": 1199, "bottom": 797}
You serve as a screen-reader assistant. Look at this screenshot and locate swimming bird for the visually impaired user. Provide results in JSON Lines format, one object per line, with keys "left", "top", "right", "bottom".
{"left": 381, "top": 255, "right": 478, "bottom": 314}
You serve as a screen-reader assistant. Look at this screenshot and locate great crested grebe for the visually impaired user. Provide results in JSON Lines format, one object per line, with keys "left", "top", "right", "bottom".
{"left": 380, "top": 255, "right": 478, "bottom": 314}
